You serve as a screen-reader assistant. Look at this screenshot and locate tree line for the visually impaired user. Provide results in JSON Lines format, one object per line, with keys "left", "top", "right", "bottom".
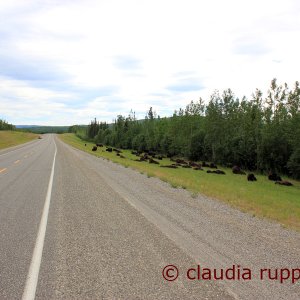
{"left": 0, "top": 119, "right": 15, "bottom": 130}
{"left": 71, "top": 79, "right": 300, "bottom": 179}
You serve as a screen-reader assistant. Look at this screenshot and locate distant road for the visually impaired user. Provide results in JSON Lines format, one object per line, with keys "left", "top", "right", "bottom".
{"left": 0, "top": 134, "right": 299, "bottom": 299}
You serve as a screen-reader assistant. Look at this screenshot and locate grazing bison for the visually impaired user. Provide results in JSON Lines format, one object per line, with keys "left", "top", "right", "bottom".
{"left": 193, "top": 166, "right": 203, "bottom": 170}
{"left": 160, "top": 165, "right": 178, "bottom": 168}
{"left": 92, "top": 146, "right": 97, "bottom": 151}
{"left": 232, "top": 166, "right": 246, "bottom": 175}
{"left": 106, "top": 147, "right": 112, "bottom": 152}
{"left": 275, "top": 181, "right": 293, "bottom": 186}
{"left": 207, "top": 169, "right": 225, "bottom": 175}
{"left": 214, "top": 169, "right": 225, "bottom": 174}
{"left": 209, "top": 163, "right": 218, "bottom": 169}
{"left": 189, "top": 161, "right": 202, "bottom": 168}
{"left": 268, "top": 172, "right": 282, "bottom": 181}
{"left": 175, "top": 158, "right": 187, "bottom": 164}
{"left": 96, "top": 143, "right": 103, "bottom": 147}
{"left": 247, "top": 173, "right": 257, "bottom": 181}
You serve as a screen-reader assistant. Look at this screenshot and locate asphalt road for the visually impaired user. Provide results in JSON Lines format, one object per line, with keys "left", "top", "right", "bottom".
{"left": 0, "top": 134, "right": 299, "bottom": 299}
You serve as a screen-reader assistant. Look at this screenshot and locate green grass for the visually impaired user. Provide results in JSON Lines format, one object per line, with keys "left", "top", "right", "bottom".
{"left": 60, "top": 133, "right": 300, "bottom": 231}
{"left": 0, "top": 131, "right": 39, "bottom": 150}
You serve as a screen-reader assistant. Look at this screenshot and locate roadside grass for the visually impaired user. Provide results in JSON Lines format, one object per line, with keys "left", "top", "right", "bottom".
{"left": 0, "top": 131, "right": 38, "bottom": 150}
{"left": 60, "top": 133, "right": 300, "bottom": 231}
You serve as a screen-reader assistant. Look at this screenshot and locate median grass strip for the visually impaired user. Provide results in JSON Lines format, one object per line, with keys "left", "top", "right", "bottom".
{"left": 60, "top": 133, "right": 300, "bottom": 231}
{"left": 0, "top": 131, "right": 38, "bottom": 150}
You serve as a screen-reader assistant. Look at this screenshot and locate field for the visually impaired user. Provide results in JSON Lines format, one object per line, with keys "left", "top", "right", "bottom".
{"left": 60, "top": 133, "right": 300, "bottom": 231}
{"left": 0, "top": 131, "right": 38, "bottom": 150}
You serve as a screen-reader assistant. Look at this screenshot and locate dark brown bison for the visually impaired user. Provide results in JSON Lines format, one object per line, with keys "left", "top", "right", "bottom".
{"left": 207, "top": 169, "right": 225, "bottom": 175}
{"left": 160, "top": 165, "right": 178, "bottom": 168}
{"left": 209, "top": 163, "right": 218, "bottom": 169}
{"left": 96, "top": 143, "right": 103, "bottom": 147}
{"left": 193, "top": 167, "right": 203, "bottom": 171}
{"left": 106, "top": 147, "right": 112, "bottom": 152}
{"left": 176, "top": 158, "right": 187, "bottom": 164}
{"left": 268, "top": 172, "right": 282, "bottom": 181}
{"left": 92, "top": 146, "right": 97, "bottom": 151}
{"left": 232, "top": 166, "right": 246, "bottom": 175}
{"left": 189, "top": 161, "right": 202, "bottom": 168}
{"left": 275, "top": 181, "right": 293, "bottom": 186}
{"left": 247, "top": 173, "right": 257, "bottom": 181}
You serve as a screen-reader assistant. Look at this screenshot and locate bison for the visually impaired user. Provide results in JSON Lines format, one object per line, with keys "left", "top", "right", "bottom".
{"left": 106, "top": 147, "right": 113, "bottom": 152}
{"left": 232, "top": 166, "right": 246, "bottom": 175}
{"left": 92, "top": 146, "right": 97, "bottom": 151}
{"left": 247, "top": 173, "right": 257, "bottom": 181}
{"left": 175, "top": 158, "right": 187, "bottom": 164}
{"left": 160, "top": 165, "right": 178, "bottom": 168}
{"left": 189, "top": 161, "right": 202, "bottom": 168}
{"left": 209, "top": 162, "right": 218, "bottom": 169}
{"left": 275, "top": 181, "right": 293, "bottom": 186}
{"left": 207, "top": 169, "right": 225, "bottom": 175}
{"left": 193, "top": 167, "right": 203, "bottom": 171}
{"left": 268, "top": 172, "right": 282, "bottom": 181}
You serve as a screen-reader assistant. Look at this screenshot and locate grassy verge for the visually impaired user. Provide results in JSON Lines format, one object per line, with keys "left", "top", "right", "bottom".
{"left": 0, "top": 131, "right": 38, "bottom": 150}
{"left": 60, "top": 133, "right": 300, "bottom": 231}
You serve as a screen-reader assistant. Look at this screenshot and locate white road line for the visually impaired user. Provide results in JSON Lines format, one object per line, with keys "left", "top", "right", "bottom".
{"left": 22, "top": 140, "right": 57, "bottom": 300}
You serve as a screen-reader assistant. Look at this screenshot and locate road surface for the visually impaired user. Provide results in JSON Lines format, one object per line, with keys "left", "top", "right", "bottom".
{"left": 0, "top": 134, "right": 299, "bottom": 299}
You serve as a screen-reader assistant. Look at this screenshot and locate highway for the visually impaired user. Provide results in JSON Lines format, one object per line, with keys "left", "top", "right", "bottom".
{"left": 0, "top": 134, "right": 299, "bottom": 299}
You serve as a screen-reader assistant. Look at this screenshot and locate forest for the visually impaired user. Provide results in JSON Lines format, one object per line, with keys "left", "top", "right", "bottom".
{"left": 70, "top": 79, "right": 300, "bottom": 179}
{"left": 0, "top": 119, "right": 15, "bottom": 131}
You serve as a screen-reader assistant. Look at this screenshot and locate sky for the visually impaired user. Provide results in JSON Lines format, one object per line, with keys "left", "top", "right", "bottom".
{"left": 0, "top": 0, "right": 299, "bottom": 125}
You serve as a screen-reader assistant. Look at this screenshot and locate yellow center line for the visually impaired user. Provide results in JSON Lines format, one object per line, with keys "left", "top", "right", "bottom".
{"left": 0, "top": 168, "right": 7, "bottom": 173}
{"left": 14, "top": 160, "right": 20, "bottom": 164}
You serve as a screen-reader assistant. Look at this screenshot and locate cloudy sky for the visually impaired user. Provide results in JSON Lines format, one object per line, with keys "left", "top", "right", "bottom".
{"left": 0, "top": 0, "right": 299, "bottom": 125}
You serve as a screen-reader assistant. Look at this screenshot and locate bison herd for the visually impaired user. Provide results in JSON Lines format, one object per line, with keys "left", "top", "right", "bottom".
{"left": 89, "top": 143, "right": 294, "bottom": 187}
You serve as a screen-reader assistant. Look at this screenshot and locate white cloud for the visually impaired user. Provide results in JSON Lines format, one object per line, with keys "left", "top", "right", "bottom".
{"left": 0, "top": 0, "right": 299, "bottom": 125}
